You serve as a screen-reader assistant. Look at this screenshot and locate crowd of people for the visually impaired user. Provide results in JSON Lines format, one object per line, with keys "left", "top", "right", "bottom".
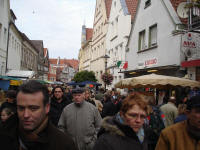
{"left": 0, "top": 80, "right": 200, "bottom": 150}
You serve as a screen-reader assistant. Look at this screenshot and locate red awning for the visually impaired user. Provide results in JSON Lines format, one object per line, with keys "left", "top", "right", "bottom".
{"left": 181, "top": 59, "right": 200, "bottom": 67}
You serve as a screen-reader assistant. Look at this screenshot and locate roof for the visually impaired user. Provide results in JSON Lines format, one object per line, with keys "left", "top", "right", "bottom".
{"left": 105, "top": 0, "right": 113, "bottom": 19}
{"left": 170, "top": 0, "right": 187, "bottom": 24}
{"left": 6, "top": 70, "right": 35, "bottom": 79}
{"left": 86, "top": 28, "right": 93, "bottom": 41}
{"left": 60, "top": 59, "right": 79, "bottom": 70}
{"left": 125, "top": 0, "right": 139, "bottom": 21}
{"left": 31, "top": 40, "right": 44, "bottom": 52}
{"left": 10, "top": 9, "right": 17, "bottom": 20}
{"left": 49, "top": 58, "right": 79, "bottom": 70}
{"left": 20, "top": 32, "right": 39, "bottom": 53}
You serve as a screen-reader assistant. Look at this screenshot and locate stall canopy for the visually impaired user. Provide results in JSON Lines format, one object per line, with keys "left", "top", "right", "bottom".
{"left": 6, "top": 70, "right": 35, "bottom": 79}
{"left": 115, "top": 73, "right": 200, "bottom": 89}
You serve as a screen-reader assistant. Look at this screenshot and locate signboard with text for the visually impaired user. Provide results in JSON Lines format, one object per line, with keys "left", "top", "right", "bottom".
{"left": 182, "top": 32, "right": 200, "bottom": 60}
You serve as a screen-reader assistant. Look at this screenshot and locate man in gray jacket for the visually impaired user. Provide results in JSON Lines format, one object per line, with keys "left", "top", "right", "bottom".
{"left": 58, "top": 87, "right": 102, "bottom": 150}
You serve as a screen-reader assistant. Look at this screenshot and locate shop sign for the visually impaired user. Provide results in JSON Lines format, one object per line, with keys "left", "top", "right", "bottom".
{"left": 137, "top": 58, "right": 157, "bottom": 68}
{"left": 182, "top": 32, "right": 200, "bottom": 60}
{"left": 145, "top": 58, "right": 157, "bottom": 67}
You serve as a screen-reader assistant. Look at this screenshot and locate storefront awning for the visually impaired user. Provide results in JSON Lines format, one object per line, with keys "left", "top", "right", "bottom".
{"left": 6, "top": 70, "right": 35, "bottom": 79}
{"left": 181, "top": 59, "right": 200, "bottom": 67}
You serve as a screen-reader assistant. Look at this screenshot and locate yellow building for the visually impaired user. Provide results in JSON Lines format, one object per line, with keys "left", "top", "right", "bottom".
{"left": 90, "top": 0, "right": 112, "bottom": 84}
{"left": 79, "top": 25, "right": 93, "bottom": 71}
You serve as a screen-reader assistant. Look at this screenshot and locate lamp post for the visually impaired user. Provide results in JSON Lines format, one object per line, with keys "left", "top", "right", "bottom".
{"left": 102, "top": 54, "right": 110, "bottom": 91}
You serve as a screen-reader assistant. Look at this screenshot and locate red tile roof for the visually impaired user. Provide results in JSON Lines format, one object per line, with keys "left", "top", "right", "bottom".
{"left": 49, "top": 59, "right": 58, "bottom": 64}
{"left": 170, "top": 0, "right": 187, "bottom": 24}
{"left": 59, "top": 59, "right": 79, "bottom": 70}
{"left": 105, "top": 0, "right": 113, "bottom": 19}
{"left": 86, "top": 28, "right": 93, "bottom": 41}
{"left": 125, "top": 0, "right": 139, "bottom": 21}
{"left": 49, "top": 58, "right": 79, "bottom": 70}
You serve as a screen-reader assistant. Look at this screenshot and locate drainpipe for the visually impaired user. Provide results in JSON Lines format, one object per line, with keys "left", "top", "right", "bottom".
{"left": 5, "top": 22, "right": 11, "bottom": 72}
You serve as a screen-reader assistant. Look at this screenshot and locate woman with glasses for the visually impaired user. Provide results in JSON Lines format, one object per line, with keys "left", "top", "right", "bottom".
{"left": 93, "top": 92, "right": 154, "bottom": 150}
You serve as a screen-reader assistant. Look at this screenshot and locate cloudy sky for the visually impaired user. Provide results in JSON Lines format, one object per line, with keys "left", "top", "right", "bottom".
{"left": 10, "top": 0, "right": 96, "bottom": 59}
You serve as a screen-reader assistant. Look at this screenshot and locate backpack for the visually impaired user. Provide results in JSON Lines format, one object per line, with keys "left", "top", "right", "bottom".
{"left": 147, "top": 106, "right": 165, "bottom": 137}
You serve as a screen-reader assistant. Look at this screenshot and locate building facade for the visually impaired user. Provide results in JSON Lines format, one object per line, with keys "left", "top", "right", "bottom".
{"left": 106, "top": 0, "right": 138, "bottom": 89}
{"left": 79, "top": 25, "right": 93, "bottom": 71}
{"left": 21, "top": 33, "right": 38, "bottom": 75}
{"left": 7, "top": 10, "right": 22, "bottom": 71}
{"left": 0, "top": 0, "right": 10, "bottom": 75}
{"left": 90, "top": 0, "right": 112, "bottom": 84}
{"left": 48, "top": 58, "right": 79, "bottom": 83}
{"left": 125, "top": 0, "right": 187, "bottom": 78}
{"left": 31, "top": 40, "right": 46, "bottom": 80}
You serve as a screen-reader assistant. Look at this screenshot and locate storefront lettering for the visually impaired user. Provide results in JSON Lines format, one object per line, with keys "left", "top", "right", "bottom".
{"left": 145, "top": 58, "right": 157, "bottom": 66}
{"left": 183, "top": 41, "right": 196, "bottom": 48}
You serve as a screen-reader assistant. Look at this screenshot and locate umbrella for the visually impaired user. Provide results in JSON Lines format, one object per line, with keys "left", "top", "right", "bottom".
{"left": 80, "top": 81, "right": 102, "bottom": 86}
{"left": 115, "top": 73, "right": 200, "bottom": 89}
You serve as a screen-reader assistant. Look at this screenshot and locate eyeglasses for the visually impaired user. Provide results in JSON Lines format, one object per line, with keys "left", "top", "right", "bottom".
{"left": 126, "top": 113, "right": 146, "bottom": 120}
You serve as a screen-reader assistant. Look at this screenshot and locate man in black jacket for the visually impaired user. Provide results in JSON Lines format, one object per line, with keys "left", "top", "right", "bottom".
{"left": 0, "top": 80, "right": 77, "bottom": 150}
{"left": 49, "top": 86, "right": 72, "bottom": 126}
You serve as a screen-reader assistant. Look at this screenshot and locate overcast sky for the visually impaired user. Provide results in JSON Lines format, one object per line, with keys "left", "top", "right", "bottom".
{"left": 10, "top": 0, "right": 96, "bottom": 59}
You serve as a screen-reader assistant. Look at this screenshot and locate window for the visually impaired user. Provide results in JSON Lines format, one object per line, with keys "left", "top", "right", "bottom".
{"left": 149, "top": 24, "right": 157, "bottom": 47}
{"left": 4, "top": 27, "right": 7, "bottom": 43}
{"left": 145, "top": 0, "right": 151, "bottom": 8}
{"left": 138, "top": 30, "right": 145, "bottom": 51}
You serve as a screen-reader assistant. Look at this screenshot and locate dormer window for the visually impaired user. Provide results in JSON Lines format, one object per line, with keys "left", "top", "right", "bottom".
{"left": 145, "top": 0, "right": 151, "bottom": 8}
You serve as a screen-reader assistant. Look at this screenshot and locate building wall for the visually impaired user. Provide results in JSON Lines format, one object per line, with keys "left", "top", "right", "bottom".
{"left": 0, "top": 0, "right": 10, "bottom": 75}
{"left": 91, "top": 0, "right": 109, "bottom": 83}
{"left": 127, "top": 0, "right": 183, "bottom": 72}
{"left": 48, "top": 64, "right": 56, "bottom": 81}
{"left": 7, "top": 25, "right": 22, "bottom": 70}
{"left": 106, "top": 0, "right": 132, "bottom": 88}
{"left": 21, "top": 40, "right": 38, "bottom": 73}
{"left": 82, "top": 41, "right": 92, "bottom": 71}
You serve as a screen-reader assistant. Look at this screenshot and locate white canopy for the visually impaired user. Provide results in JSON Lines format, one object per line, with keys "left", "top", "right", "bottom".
{"left": 6, "top": 70, "right": 35, "bottom": 79}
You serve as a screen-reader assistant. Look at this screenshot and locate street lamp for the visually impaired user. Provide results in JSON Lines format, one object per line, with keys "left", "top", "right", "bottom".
{"left": 102, "top": 54, "right": 110, "bottom": 91}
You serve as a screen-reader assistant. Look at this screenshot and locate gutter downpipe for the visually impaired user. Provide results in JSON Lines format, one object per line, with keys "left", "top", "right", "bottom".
{"left": 5, "top": 21, "right": 11, "bottom": 73}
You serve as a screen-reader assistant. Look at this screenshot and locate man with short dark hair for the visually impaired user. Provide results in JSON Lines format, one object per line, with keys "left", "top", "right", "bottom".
{"left": 49, "top": 86, "right": 72, "bottom": 126}
{"left": 155, "top": 95, "right": 200, "bottom": 150}
{"left": 0, "top": 80, "right": 77, "bottom": 150}
{"left": 58, "top": 87, "right": 102, "bottom": 150}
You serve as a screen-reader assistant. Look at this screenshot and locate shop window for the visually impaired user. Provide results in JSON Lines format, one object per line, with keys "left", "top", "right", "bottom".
{"left": 149, "top": 24, "right": 157, "bottom": 47}
{"left": 138, "top": 30, "right": 146, "bottom": 51}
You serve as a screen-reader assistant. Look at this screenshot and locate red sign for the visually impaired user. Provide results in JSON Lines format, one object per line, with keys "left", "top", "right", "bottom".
{"left": 145, "top": 58, "right": 157, "bottom": 66}
{"left": 183, "top": 41, "right": 196, "bottom": 48}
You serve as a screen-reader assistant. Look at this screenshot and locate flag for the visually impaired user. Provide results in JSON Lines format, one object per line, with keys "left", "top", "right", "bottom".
{"left": 117, "top": 61, "right": 122, "bottom": 67}
{"left": 117, "top": 61, "right": 128, "bottom": 69}
{"left": 123, "top": 61, "right": 128, "bottom": 69}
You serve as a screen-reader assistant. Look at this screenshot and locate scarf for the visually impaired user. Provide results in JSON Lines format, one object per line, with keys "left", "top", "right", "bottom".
{"left": 18, "top": 116, "right": 48, "bottom": 150}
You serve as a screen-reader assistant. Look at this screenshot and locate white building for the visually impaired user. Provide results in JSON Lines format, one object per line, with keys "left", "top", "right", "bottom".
{"left": 7, "top": 10, "right": 22, "bottom": 71}
{"left": 126, "top": 0, "right": 187, "bottom": 78}
{"left": 106, "top": 0, "right": 138, "bottom": 89}
{"left": 0, "top": 0, "right": 10, "bottom": 75}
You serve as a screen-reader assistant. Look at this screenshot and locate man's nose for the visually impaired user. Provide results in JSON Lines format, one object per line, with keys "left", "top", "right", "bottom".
{"left": 24, "top": 109, "right": 30, "bottom": 118}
